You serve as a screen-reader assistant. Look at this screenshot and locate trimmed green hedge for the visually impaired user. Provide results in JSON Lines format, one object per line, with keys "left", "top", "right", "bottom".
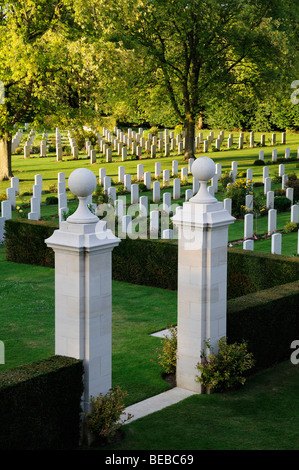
{"left": 4, "top": 219, "right": 299, "bottom": 299}
{"left": 4, "top": 219, "right": 56, "bottom": 267}
{"left": 227, "top": 249, "right": 299, "bottom": 299}
{"left": 227, "top": 281, "right": 299, "bottom": 370}
{"left": 0, "top": 355, "right": 84, "bottom": 450}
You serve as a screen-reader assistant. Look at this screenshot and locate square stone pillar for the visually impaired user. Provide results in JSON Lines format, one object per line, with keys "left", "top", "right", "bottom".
{"left": 172, "top": 157, "right": 235, "bottom": 393}
{"left": 45, "top": 168, "right": 120, "bottom": 414}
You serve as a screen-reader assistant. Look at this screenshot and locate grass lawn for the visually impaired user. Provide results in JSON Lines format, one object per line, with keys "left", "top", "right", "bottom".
{"left": 100, "top": 360, "right": 299, "bottom": 451}
{"left": 1, "top": 244, "right": 299, "bottom": 450}
{"left": 0, "top": 245, "right": 177, "bottom": 405}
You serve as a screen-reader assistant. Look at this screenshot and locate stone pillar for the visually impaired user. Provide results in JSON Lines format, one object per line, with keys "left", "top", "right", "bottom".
{"left": 172, "top": 156, "right": 235, "bottom": 393}
{"left": 45, "top": 168, "right": 120, "bottom": 416}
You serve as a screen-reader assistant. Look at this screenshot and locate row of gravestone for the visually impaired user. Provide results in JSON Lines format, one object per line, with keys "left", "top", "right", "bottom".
{"left": 11, "top": 125, "right": 293, "bottom": 164}
{"left": 1, "top": 157, "right": 298, "bottom": 249}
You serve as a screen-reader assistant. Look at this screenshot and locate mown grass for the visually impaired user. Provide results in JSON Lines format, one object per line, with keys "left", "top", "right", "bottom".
{"left": 100, "top": 360, "right": 299, "bottom": 451}
{"left": 1, "top": 243, "right": 299, "bottom": 450}
{"left": 0, "top": 245, "right": 176, "bottom": 405}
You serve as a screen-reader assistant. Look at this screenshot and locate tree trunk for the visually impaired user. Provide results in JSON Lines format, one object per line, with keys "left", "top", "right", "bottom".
{"left": 0, "top": 134, "right": 13, "bottom": 181}
{"left": 184, "top": 117, "right": 195, "bottom": 160}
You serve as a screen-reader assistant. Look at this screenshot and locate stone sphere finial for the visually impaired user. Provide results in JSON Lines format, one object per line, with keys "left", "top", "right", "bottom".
{"left": 68, "top": 168, "right": 97, "bottom": 198}
{"left": 190, "top": 156, "right": 217, "bottom": 204}
{"left": 67, "top": 168, "right": 99, "bottom": 224}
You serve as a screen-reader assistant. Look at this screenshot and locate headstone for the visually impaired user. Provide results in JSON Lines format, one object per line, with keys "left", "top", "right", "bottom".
{"left": 149, "top": 210, "right": 159, "bottom": 239}
{"left": 264, "top": 177, "right": 271, "bottom": 194}
{"left": 99, "top": 168, "right": 106, "bottom": 185}
{"left": 5, "top": 188, "right": 15, "bottom": 212}
{"left": 139, "top": 195, "right": 148, "bottom": 217}
{"left": 153, "top": 181, "right": 160, "bottom": 202}
{"left": 244, "top": 213, "right": 254, "bottom": 239}
{"left": 172, "top": 160, "right": 178, "bottom": 176}
{"left": 131, "top": 184, "right": 139, "bottom": 204}
{"left": 185, "top": 189, "right": 193, "bottom": 201}
{"left": 155, "top": 162, "right": 161, "bottom": 178}
{"left": 162, "top": 192, "right": 171, "bottom": 213}
{"left": 122, "top": 147, "right": 127, "bottom": 161}
{"left": 271, "top": 232, "right": 281, "bottom": 255}
{"left": 173, "top": 178, "right": 180, "bottom": 200}
{"left": 40, "top": 140, "right": 47, "bottom": 157}
{"left": 162, "top": 229, "right": 173, "bottom": 239}
{"left": 245, "top": 194, "right": 253, "bottom": 212}
{"left": 286, "top": 187, "right": 293, "bottom": 204}
{"left": 181, "top": 167, "right": 188, "bottom": 181}
{"left": 106, "top": 148, "right": 112, "bottom": 163}
{"left": 223, "top": 198, "right": 232, "bottom": 215}
{"left": 90, "top": 149, "right": 96, "bottom": 164}
{"left": 243, "top": 239, "right": 254, "bottom": 251}
{"left": 266, "top": 191, "right": 274, "bottom": 209}
{"left": 163, "top": 169, "right": 170, "bottom": 187}
{"left": 291, "top": 205, "right": 299, "bottom": 224}
{"left": 151, "top": 144, "right": 156, "bottom": 158}
{"left": 1, "top": 200, "right": 11, "bottom": 220}
{"left": 144, "top": 171, "right": 151, "bottom": 190}
{"left": 268, "top": 208, "right": 277, "bottom": 235}
{"left": 124, "top": 174, "right": 131, "bottom": 192}
{"left": 118, "top": 166, "right": 125, "bottom": 183}
{"left": 137, "top": 164, "right": 144, "bottom": 181}
{"left": 103, "top": 176, "right": 111, "bottom": 192}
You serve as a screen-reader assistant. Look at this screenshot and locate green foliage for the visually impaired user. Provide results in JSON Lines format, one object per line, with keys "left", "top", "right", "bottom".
{"left": 45, "top": 196, "right": 58, "bottom": 205}
{"left": 86, "top": 386, "right": 132, "bottom": 444}
{"left": 285, "top": 175, "right": 299, "bottom": 203}
{"left": 284, "top": 222, "right": 298, "bottom": 233}
{"left": 4, "top": 219, "right": 57, "bottom": 267}
{"left": 219, "top": 171, "right": 234, "bottom": 190}
{"left": 195, "top": 337, "right": 255, "bottom": 393}
{"left": 93, "top": 185, "right": 110, "bottom": 204}
{"left": 225, "top": 178, "right": 253, "bottom": 219}
{"left": 138, "top": 182, "right": 148, "bottom": 192}
{"left": 155, "top": 325, "right": 177, "bottom": 375}
{"left": 254, "top": 159, "right": 265, "bottom": 166}
{"left": 0, "top": 356, "right": 84, "bottom": 450}
{"left": 227, "top": 280, "right": 299, "bottom": 369}
{"left": 274, "top": 196, "right": 292, "bottom": 213}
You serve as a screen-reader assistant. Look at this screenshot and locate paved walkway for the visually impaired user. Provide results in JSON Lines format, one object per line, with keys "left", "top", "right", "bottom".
{"left": 122, "top": 387, "right": 197, "bottom": 424}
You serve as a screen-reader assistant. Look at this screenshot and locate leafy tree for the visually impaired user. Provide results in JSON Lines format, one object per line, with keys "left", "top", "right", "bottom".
{"left": 0, "top": 0, "right": 86, "bottom": 180}
{"left": 92, "top": 0, "right": 299, "bottom": 159}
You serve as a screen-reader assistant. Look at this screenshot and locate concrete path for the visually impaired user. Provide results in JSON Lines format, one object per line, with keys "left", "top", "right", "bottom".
{"left": 122, "top": 387, "right": 197, "bottom": 424}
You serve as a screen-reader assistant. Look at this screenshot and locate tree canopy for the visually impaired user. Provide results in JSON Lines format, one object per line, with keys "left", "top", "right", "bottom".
{"left": 0, "top": 0, "right": 298, "bottom": 179}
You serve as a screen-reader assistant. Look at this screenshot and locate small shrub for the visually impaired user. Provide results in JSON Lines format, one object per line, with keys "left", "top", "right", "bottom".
{"left": 284, "top": 221, "right": 298, "bottom": 233}
{"left": 86, "top": 386, "right": 132, "bottom": 444}
{"left": 195, "top": 337, "right": 255, "bottom": 393}
{"left": 219, "top": 171, "right": 234, "bottom": 190}
{"left": 225, "top": 178, "right": 253, "bottom": 218}
{"left": 155, "top": 325, "right": 177, "bottom": 375}
{"left": 138, "top": 182, "right": 148, "bottom": 192}
{"left": 45, "top": 196, "right": 58, "bottom": 205}
{"left": 149, "top": 126, "right": 159, "bottom": 136}
{"left": 15, "top": 205, "right": 28, "bottom": 218}
{"left": 274, "top": 196, "right": 292, "bottom": 213}
{"left": 253, "top": 159, "right": 265, "bottom": 166}
{"left": 285, "top": 177, "right": 299, "bottom": 203}
{"left": 116, "top": 184, "right": 129, "bottom": 195}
